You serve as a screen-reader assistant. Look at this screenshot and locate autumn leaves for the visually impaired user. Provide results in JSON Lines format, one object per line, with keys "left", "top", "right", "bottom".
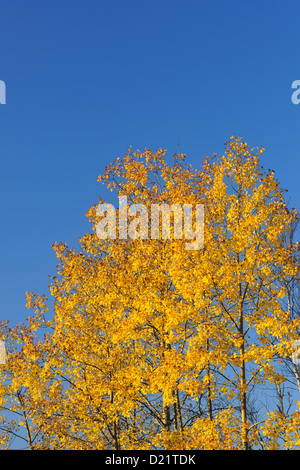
{"left": 0, "top": 137, "right": 299, "bottom": 449}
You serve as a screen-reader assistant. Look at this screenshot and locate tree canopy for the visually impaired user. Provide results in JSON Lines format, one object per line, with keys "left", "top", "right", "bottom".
{"left": 0, "top": 137, "right": 299, "bottom": 450}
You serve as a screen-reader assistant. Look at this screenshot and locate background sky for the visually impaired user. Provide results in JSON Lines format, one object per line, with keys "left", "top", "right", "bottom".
{"left": 0, "top": 0, "right": 300, "bottom": 327}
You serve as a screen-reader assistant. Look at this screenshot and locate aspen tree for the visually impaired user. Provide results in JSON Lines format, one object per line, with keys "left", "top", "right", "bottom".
{"left": 0, "top": 139, "right": 299, "bottom": 449}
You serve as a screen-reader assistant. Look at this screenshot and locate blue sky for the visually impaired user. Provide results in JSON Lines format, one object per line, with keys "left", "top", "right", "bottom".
{"left": 0, "top": 0, "right": 300, "bottom": 326}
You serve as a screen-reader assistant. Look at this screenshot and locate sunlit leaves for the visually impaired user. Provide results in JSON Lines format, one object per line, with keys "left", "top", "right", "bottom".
{"left": 0, "top": 138, "right": 299, "bottom": 449}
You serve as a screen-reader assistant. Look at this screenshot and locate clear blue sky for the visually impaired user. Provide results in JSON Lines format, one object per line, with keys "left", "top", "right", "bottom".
{"left": 0, "top": 0, "right": 300, "bottom": 326}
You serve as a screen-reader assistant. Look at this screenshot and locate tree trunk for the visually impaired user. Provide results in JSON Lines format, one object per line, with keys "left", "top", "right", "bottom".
{"left": 163, "top": 401, "right": 171, "bottom": 431}
{"left": 206, "top": 339, "right": 213, "bottom": 420}
{"left": 239, "top": 268, "right": 248, "bottom": 450}
{"left": 240, "top": 340, "right": 248, "bottom": 450}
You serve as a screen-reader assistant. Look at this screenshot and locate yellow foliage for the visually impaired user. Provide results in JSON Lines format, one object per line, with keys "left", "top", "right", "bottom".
{"left": 0, "top": 138, "right": 299, "bottom": 450}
